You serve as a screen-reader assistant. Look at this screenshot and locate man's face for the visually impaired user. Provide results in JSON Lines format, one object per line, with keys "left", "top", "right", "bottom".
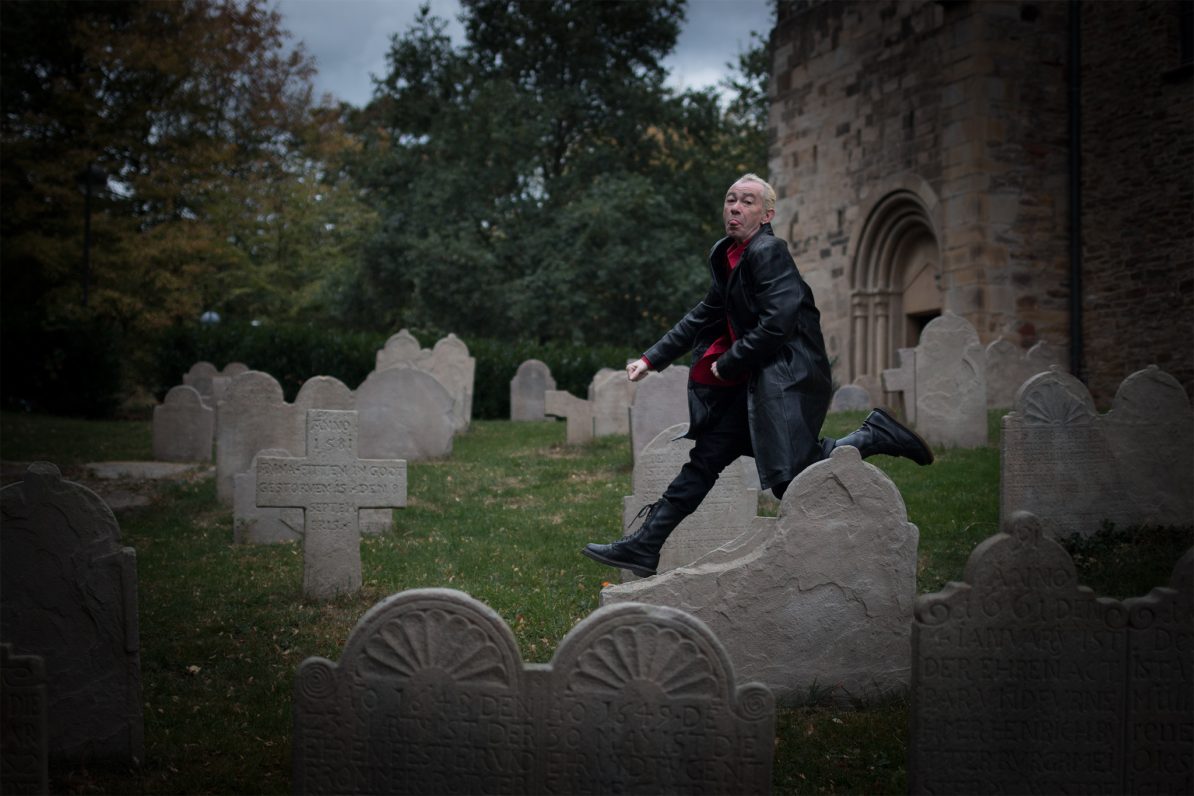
{"left": 723, "top": 180, "right": 774, "bottom": 243}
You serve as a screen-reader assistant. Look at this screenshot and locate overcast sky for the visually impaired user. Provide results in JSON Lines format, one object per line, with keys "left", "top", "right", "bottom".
{"left": 273, "top": 0, "right": 775, "bottom": 108}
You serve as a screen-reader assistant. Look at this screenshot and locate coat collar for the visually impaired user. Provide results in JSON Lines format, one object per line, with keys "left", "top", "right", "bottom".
{"left": 710, "top": 222, "right": 775, "bottom": 265}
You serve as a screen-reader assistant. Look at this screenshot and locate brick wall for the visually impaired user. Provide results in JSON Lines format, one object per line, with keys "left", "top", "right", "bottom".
{"left": 1079, "top": 0, "right": 1194, "bottom": 405}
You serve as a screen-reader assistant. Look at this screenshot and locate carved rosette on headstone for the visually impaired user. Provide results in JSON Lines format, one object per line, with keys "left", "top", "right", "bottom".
{"left": 1, "top": 644, "right": 49, "bottom": 795}
{"left": 603, "top": 445, "right": 919, "bottom": 702}
{"left": 910, "top": 512, "right": 1193, "bottom": 795}
{"left": 292, "top": 589, "right": 774, "bottom": 795}
{"left": 0, "top": 463, "right": 143, "bottom": 766}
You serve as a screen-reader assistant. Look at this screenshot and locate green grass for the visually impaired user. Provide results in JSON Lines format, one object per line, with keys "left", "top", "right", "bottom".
{"left": 0, "top": 409, "right": 1188, "bottom": 795}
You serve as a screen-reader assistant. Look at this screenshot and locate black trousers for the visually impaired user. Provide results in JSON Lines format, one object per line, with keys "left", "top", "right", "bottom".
{"left": 661, "top": 385, "right": 802, "bottom": 518}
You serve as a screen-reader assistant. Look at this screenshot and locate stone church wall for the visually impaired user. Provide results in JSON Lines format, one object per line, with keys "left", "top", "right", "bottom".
{"left": 769, "top": 0, "right": 1192, "bottom": 406}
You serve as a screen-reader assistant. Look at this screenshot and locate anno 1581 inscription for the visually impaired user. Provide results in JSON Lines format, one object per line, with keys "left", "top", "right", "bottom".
{"left": 257, "top": 409, "right": 406, "bottom": 600}
{"left": 910, "top": 511, "right": 1192, "bottom": 795}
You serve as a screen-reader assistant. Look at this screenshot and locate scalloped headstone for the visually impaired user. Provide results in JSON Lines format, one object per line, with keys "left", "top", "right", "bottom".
{"left": 910, "top": 511, "right": 1193, "bottom": 795}
{"left": 0, "top": 463, "right": 143, "bottom": 765}
{"left": 152, "top": 384, "right": 214, "bottom": 462}
{"left": 292, "top": 589, "right": 774, "bottom": 795}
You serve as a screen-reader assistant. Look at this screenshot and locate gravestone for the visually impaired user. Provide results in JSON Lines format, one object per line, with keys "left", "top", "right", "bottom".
{"left": 1000, "top": 366, "right": 1193, "bottom": 537}
{"left": 292, "top": 588, "right": 775, "bottom": 795}
{"left": 356, "top": 367, "right": 455, "bottom": 462}
{"left": 909, "top": 511, "right": 1193, "bottom": 795}
{"left": 374, "top": 330, "right": 474, "bottom": 431}
{"left": 0, "top": 463, "right": 143, "bottom": 765}
{"left": 1, "top": 644, "right": 48, "bottom": 795}
{"left": 216, "top": 370, "right": 290, "bottom": 505}
{"left": 152, "top": 385, "right": 214, "bottom": 462}
{"left": 182, "top": 360, "right": 219, "bottom": 398}
{"left": 880, "top": 349, "right": 917, "bottom": 425}
{"left": 234, "top": 449, "right": 303, "bottom": 544}
{"left": 589, "top": 368, "right": 635, "bottom": 437}
{"left": 883, "top": 312, "right": 987, "bottom": 447}
{"left": 374, "top": 329, "right": 423, "bottom": 370}
{"left": 629, "top": 365, "right": 690, "bottom": 459}
{"left": 257, "top": 410, "right": 406, "bottom": 600}
{"left": 829, "top": 383, "right": 872, "bottom": 413}
{"left": 602, "top": 445, "right": 918, "bottom": 702}
{"left": 985, "top": 338, "right": 1066, "bottom": 409}
{"left": 510, "top": 359, "right": 555, "bottom": 421}
{"left": 544, "top": 390, "right": 594, "bottom": 445}
{"left": 625, "top": 423, "right": 757, "bottom": 576}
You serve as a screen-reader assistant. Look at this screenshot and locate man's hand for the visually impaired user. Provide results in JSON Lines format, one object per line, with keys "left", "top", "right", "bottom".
{"left": 627, "top": 359, "right": 650, "bottom": 382}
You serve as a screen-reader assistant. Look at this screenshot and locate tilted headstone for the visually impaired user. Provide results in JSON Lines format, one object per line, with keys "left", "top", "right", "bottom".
{"left": 152, "top": 385, "right": 214, "bottom": 462}
{"left": 602, "top": 445, "right": 918, "bottom": 702}
{"left": 544, "top": 390, "right": 594, "bottom": 445}
{"left": 985, "top": 337, "right": 1066, "bottom": 409}
{"left": 909, "top": 511, "right": 1192, "bottom": 795}
{"left": 629, "top": 365, "right": 690, "bottom": 459}
{"left": 829, "top": 383, "right": 872, "bottom": 413}
{"left": 216, "top": 370, "right": 290, "bottom": 505}
{"left": 589, "top": 367, "right": 635, "bottom": 437}
{"left": 356, "top": 367, "right": 455, "bottom": 461}
{"left": 1, "top": 644, "right": 48, "bottom": 796}
{"left": 624, "top": 423, "right": 757, "bottom": 576}
{"left": 257, "top": 410, "right": 407, "bottom": 600}
{"left": 1001, "top": 366, "right": 1193, "bottom": 537}
{"left": 0, "top": 463, "right": 143, "bottom": 765}
{"left": 510, "top": 359, "right": 555, "bottom": 421}
{"left": 292, "top": 588, "right": 775, "bottom": 795}
{"left": 234, "top": 449, "right": 304, "bottom": 544}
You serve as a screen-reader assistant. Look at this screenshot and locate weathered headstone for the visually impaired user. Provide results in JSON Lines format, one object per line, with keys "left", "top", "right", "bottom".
{"left": 880, "top": 348, "right": 917, "bottom": 425}
{"left": 589, "top": 367, "right": 635, "bottom": 437}
{"left": 510, "top": 359, "right": 555, "bottom": 421}
{"left": 1, "top": 644, "right": 48, "bottom": 795}
{"left": 356, "top": 367, "right": 455, "bottom": 461}
{"left": 424, "top": 334, "right": 475, "bottom": 431}
{"left": 292, "top": 588, "right": 775, "bottom": 795}
{"left": 985, "top": 337, "right": 1067, "bottom": 409}
{"left": 152, "top": 385, "right": 214, "bottom": 463}
{"left": 602, "top": 445, "right": 918, "bottom": 702}
{"left": 257, "top": 410, "right": 406, "bottom": 600}
{"left": 629, "top": 365, "right": 690, "bottom": 459}
{"left": 0, "top": 463, "right": 143, "bottom": 765}
{"left": 544, "top": 390, "right": 594, "bottom": 445}
{"left": 374, "top": 329, "right": 424, "bottom": 371}
{"left": 216, "top": 370, "right": 290, "bottom": 505}
{"left": 1000, "top": 366, "right": 1193, "bottom": 537}
{"left": 182, "top": 360, "right": 219, "bottom": 398}
{"left": 829, "top": 383, "right": 872, "bottom": 413}
{"left": 883, "top": 312, "right": 987, "bottom": 448}
{"left": 234, "top": 449, "right": 304, "bottom": 545}
{"left": 909, "top": 511, "right": 1192, "bottom": 795}
{"left": 624, "top": 423, "right": 757, "bottom": 576}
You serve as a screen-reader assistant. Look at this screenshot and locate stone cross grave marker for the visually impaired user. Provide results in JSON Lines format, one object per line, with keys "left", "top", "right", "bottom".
{"left": 544, "top": 390, "right": 594, "bottom": 444}
{"left": 909, "top": 511, "right": 1193, "bottom": 795}
{"left": 257, "top": 410, "right": 406, "bottom": 600}
{"left": 1, "top": 644, "right": 48, "bottom": 795}
{"left": 292, "top": 588, "right": 775, "bottom": 795}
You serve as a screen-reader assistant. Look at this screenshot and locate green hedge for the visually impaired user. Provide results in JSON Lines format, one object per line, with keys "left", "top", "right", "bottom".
{"left": 149, "top": 323, "right": 641, "bottom": 420}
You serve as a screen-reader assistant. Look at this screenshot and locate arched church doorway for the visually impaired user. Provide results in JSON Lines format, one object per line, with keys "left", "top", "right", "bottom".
{"left": 848, "top": 188, "right": 943, "bottom": 387}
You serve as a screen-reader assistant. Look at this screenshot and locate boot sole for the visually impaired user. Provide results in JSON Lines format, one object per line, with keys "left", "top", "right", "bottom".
{"left": 873, "top": 407, "right": 935, "bottom": 465}
{"left": 580, "top": 546, "right": 657, "bottom": 578}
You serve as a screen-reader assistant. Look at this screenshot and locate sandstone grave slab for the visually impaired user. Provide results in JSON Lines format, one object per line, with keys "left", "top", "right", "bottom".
{"left": 0, "top": 463, "right": 143, "bottom": 765}
{"left": 152, "top": 385, "right": 214, "bottom": 462}
{"left": 510, "top": 359, "right": 555, "bottom": 421}
{"left": 1, "top": 644, "right": 48, "bottom": 795}
{"left": 257, "top": 410, "right": 406, "bottom": 600}
{"left": 292, "top": 588, "right": 775, "bottom": 795}
{"left": 234, "top": 449, "right": 303, "bottom": 544}
{"left": 629, "top": 365, "right": 689, "bottom": 459}
{"left": 356, "top": 367, "right": 455, "bottom": 461}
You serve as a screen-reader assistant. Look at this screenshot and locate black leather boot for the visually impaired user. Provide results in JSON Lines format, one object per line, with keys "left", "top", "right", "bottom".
{"left": 581, "top": 498, "right": 686, "bottom": 577}
{"left": 826, "top": 407, "right": 935, "bottom": 465}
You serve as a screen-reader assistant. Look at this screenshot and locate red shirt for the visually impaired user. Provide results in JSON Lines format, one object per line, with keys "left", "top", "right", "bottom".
{"left": 690, "top": 240, "right": 749, "bottom": 386}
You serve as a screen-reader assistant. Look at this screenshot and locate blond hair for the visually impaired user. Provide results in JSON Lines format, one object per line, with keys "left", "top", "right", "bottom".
{"left": 734, "top": 173, "right": 776, "bottom": 213}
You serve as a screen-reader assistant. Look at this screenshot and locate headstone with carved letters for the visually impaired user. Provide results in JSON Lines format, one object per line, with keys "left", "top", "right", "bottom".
{"left": 256, "top": 410, "right": 406, "bottom": 600}
{"left": 291, "top": 588, "right": 775, "bottom": 795}
{"left": 1, "top": 644, "right": 48, "bottom": 795}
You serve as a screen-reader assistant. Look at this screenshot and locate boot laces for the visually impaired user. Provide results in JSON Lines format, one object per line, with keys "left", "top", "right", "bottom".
{"left": 628, "top": 501, "right": 658, "bottom": 533}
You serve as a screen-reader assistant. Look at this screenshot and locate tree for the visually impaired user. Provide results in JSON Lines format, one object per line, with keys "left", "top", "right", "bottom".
{"left": 347, "top": 0, "right": 774, "bottom": 346}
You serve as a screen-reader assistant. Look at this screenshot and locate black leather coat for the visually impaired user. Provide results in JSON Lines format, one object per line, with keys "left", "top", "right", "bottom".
{"left": 642, "top": 223, "right": 832, "bottom": 490}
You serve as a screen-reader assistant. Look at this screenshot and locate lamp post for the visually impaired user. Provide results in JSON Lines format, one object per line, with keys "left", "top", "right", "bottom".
{"left": 77, "top": 163, "right": 106, "bottom": 308}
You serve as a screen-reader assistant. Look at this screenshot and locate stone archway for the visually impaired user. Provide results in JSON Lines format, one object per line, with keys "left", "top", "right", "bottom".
{"left": 847, "top": 178, "right": 944, "bottom": 387}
